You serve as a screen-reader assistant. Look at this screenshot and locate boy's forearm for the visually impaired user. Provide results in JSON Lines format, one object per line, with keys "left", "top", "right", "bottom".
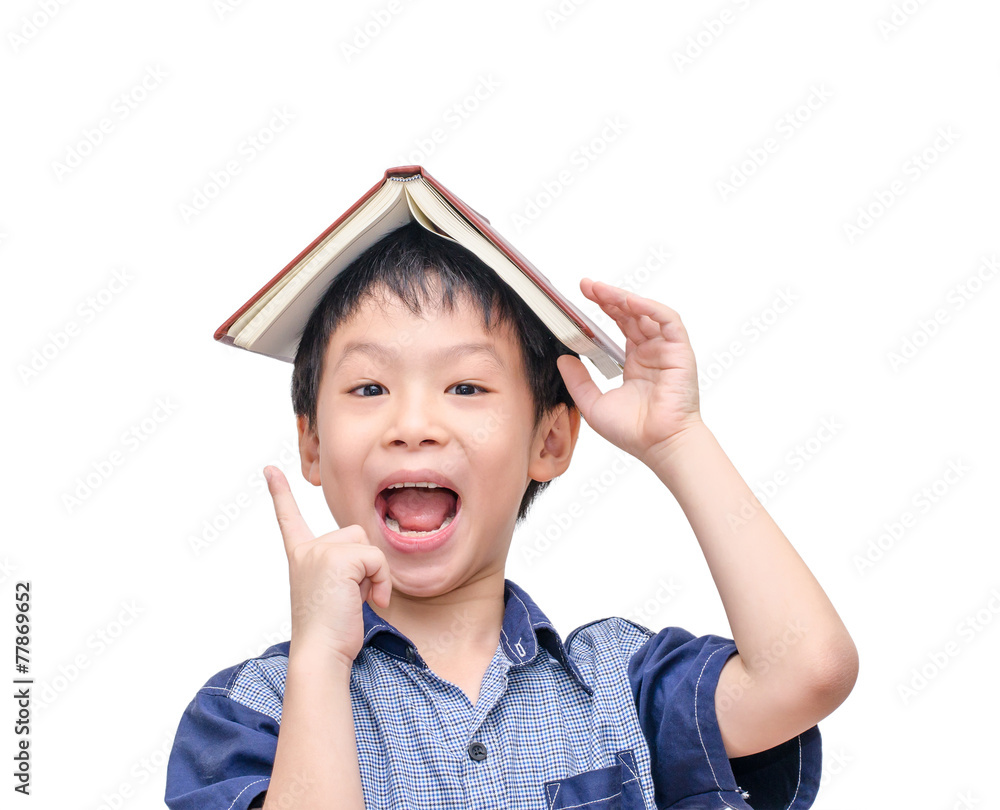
{"left": 645, "top": 421, "right": 856, "bottom": 691}
{"left": 264, "top": 646, "right": 365, "bottom": 810}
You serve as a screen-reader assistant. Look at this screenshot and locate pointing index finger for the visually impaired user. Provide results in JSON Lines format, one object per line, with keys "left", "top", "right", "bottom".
{"left": 264, "top": 466, "right": 315, "bottom": 553}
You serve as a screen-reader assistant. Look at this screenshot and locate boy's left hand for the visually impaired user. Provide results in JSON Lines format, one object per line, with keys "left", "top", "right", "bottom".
{"left": 556, "top": 278, "right": 702, "bottom": 466}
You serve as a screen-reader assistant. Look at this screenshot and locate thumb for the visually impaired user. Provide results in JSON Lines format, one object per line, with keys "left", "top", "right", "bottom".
{"left": 556, "top": 354, "right": 602, "bottom": 425}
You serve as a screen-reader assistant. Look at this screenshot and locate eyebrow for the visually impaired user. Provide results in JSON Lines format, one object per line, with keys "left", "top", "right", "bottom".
{"left": 332, "top": 340, "right": 506, "bottom": 376}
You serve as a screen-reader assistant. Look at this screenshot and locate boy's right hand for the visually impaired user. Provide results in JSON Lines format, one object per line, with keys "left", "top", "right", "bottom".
{"left": 264, "top": 465, "right": 392, "bottom": 671}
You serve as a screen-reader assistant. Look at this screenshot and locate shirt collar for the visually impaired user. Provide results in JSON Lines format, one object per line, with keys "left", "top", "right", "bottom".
{"left": 359, "top": 578, "right": 593, "bottom": 696}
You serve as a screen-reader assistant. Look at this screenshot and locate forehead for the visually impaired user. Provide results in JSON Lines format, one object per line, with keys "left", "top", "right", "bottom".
{"left": 324, "top": 286, "right": 527, "bottom": 378}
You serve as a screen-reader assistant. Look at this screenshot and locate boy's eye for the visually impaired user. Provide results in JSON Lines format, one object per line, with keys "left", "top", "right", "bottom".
{"left": 349, "top": 383, "right": 485, "bottom": 397}
{"left": 449, "top": 383, "right": 484, "bottom": 396}
{"left": 352, "top": 383, "right": 385, "bottom": 397}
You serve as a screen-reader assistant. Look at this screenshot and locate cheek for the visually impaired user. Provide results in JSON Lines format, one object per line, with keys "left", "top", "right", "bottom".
{"left": 318, "top": 432, "right": 367, "bottom": 492}
{"left": 321, "top": 423, "right": 366, "bottom": 458}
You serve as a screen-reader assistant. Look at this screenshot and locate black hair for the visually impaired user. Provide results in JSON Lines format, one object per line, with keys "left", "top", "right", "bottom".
{"left": 291, "top": 220, "right": 579, "bottom": 523}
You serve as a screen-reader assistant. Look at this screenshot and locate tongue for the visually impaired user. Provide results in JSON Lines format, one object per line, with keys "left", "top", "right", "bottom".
{"left": 384, "top": 488, "right": 456, "bottom": 532}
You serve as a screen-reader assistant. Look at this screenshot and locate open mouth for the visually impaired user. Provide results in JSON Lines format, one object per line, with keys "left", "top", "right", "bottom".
{"left": 375, "top": 483, "right": 461, "bottom": 542}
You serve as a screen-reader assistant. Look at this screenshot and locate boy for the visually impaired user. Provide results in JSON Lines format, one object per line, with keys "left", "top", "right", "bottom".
{"left": 166, "top": 221, "right": 857, "bottom": 809}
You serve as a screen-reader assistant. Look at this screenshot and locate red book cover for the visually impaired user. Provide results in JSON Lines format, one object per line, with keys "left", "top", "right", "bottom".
{"left": 215, "top": 166, "right": 625, "bottom": 374}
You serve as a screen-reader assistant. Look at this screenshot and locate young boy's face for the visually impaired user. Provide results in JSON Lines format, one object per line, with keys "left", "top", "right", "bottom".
{"left": 297, "top": 282, "right": 578, "bottom": 598}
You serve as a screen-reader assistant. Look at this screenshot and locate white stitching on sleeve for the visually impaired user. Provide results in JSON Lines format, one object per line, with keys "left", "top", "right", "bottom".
{"left": 225, "top": 777, "right": 270, "bottom": 810}
{"left": 717, "top": 791, "right": 741, "bottom": 809}
{"left": 784, "top": 735, "right": 803, "bottom": 809}
{"left": 693, "top": 645, "right": 730, "bottom": 788}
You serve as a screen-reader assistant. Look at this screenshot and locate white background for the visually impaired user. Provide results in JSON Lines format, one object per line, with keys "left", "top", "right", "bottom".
{"left": 4, "top": 0, "right": 998, "bottom": 807}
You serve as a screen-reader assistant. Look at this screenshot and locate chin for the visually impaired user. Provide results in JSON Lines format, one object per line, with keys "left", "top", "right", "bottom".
{"left": 389, "top": 572, "right": 455, "bottom": 600}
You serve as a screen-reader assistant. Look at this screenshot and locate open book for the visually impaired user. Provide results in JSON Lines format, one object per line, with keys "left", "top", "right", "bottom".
{"left": 215, "top": 166, "right": 626, "bottom": 378}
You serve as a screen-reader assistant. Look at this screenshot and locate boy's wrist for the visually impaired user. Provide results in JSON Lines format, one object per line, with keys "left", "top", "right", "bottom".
{"left": 287, "top": 638, "right": 356, "bottom": 684}
{"left": 642, "top": 418, "right": 713, "bottom": 485}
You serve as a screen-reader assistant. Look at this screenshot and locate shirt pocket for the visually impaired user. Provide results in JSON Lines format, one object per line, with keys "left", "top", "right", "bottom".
{"left": 542, "top": 749, "right": 647, "bottom": 810}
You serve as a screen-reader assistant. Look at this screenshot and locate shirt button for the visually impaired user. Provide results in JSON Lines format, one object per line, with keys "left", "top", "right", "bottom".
{"left": 467, "top": 742, "right": 488, "bottom": 762}
{"left": 405, "top": 646, "right": 417, "bottom": 663}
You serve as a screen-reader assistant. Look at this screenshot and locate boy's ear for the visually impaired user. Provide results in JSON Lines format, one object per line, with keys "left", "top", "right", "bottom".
{"left": 528, "top": 403, "right": 581, "bottom": 484}
{"left": 296, "top": 414, "right": 322, "bottom": 487}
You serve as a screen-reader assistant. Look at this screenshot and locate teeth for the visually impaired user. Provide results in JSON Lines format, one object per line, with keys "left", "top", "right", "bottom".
{"left": 387, "top": 481, "right": 440, "bottom": 489}
{"left": 384, "top": 513, "right": 454, "bottom": 537}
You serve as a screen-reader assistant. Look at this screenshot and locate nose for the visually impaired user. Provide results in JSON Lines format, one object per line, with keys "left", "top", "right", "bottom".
{"left": 384, "top": 388, "right": 448, "bottom": 448}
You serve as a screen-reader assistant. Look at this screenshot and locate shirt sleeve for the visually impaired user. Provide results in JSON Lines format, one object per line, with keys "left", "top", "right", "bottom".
{"left": 627, "top": 628, "right": 821, "bottom": 809}
{"left": 165, "top": 663, "right": 279, "bottom": 810}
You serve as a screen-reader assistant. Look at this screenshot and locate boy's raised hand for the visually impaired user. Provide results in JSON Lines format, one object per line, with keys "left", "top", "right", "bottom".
{"left": 264, "top": 465, "right": 392, "bottom": 671}
{"left": 556, "top": 278, "right": 703, "bottom": 466}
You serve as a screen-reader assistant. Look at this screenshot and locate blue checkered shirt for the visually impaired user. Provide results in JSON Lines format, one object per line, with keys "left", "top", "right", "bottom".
{"left": 166, "top": 579, "right": 821, "bottom": 808}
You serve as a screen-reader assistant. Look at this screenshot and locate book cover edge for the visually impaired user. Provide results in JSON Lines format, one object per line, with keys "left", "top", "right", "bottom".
{"left": 214, "top": 166, "right": 625, "bottom": 374}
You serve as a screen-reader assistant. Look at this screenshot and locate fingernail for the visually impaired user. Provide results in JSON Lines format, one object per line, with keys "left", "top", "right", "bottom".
{"left": 263, "top": 467, "right": 272, "bottom": 483}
